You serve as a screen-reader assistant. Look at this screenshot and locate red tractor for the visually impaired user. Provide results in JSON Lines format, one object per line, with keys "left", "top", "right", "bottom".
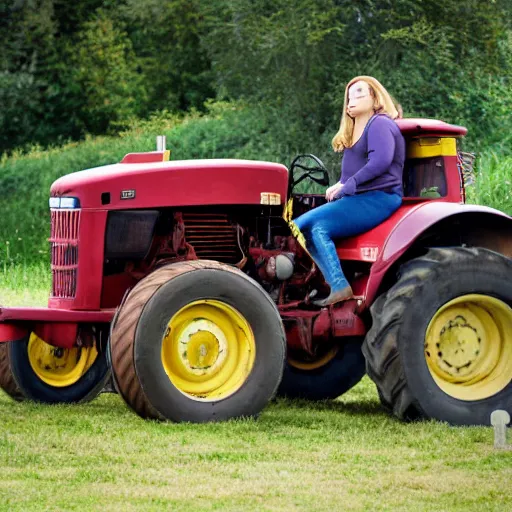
{"left": 1, "top": 119, "right": 511, "bottom": 425}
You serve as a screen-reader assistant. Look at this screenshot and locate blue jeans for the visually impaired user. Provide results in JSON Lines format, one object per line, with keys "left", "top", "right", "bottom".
{"left": 294, "top": 191, "right": 402, "bottom": 292}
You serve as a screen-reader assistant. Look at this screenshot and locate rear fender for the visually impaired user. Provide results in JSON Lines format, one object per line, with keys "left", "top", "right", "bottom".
{"left": 365, "top": 202, "right": 512, "bottom": 306}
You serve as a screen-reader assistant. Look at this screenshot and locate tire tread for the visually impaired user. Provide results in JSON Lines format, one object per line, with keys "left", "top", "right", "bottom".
{"left": 362, "top": 247, "right": 510, "bottom": 421}
{"left": 0, "top": 342, "right": 25, "bottom": 401}
{"left": 110, "top": 260, "right": 271, "bottom": 420}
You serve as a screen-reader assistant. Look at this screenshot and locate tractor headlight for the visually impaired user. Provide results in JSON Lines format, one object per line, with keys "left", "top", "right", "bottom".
{"left": 49, "top": 197, "right": 80, "bottom": 209}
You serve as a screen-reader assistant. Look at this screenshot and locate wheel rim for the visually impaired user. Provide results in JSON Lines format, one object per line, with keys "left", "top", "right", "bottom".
{"left": 288, "top": 346, "right": 339, "bottom": 371}
{"left": 161, "top": 300, "right": 256, "bottom": 401}
{"left": 425, "top": 294, "right": 512, "bottom": 401}
{"left": 27, "top": 333, "right": 98, "bottom": 388}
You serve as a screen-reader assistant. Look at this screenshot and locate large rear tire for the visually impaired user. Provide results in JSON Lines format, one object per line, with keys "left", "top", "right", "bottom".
{"left": 363, "top": 247, "right": 512, "bottom": 426}
{"left": 277, "top": 338, "right": 366, "bottom": 400}
{"left": 109, "top": 260, "right": 286, "bottom": 423}
{"left": 0, "top": 331, "right": 110, "bottom": 404}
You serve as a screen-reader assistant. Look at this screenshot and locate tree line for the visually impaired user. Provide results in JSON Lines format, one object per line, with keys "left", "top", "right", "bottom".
{"left": 1, "top": 0, "right": 511, "bottom": 155}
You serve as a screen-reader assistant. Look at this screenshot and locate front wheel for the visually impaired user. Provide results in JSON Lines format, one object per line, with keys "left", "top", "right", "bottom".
{"left": 0, "top": 331, "right": 110, "bottom": 404}
{"left": 363, "top": 247, "right": 512, "bottom": 426}
{"left": 109, "top": 260, "right": 287, "bottom": 423}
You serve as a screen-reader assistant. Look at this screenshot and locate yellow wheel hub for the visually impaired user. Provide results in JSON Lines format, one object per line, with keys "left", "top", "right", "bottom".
{"left": 27, "top": 333, "right": 98, "bottom": 388}
{"left": 161, "top": 300, "right": 256, "bottom": 401}
{"left": 288, "top": 346, "right": 339, "bottom": 371}
{"left": 425, "top": 294, "right": 512, "bottom": 401}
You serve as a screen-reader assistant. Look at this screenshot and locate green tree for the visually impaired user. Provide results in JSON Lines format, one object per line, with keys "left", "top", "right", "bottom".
{"left": 201, "top": 0, "right": 343, "bottom": 129}
{"left": 1, "top": 0, "right": 511, "bottom": 154}
{"left": 0, "top": 0, "right": 58, "bottom": 152}
{"left": 116, "top": 0, "right": 214, "bottom": 113}
{"left": 67, "top": 10, "right": 147, "bottom": 134}
{"left": 200, "top": 0, "right": 512, "bottom": 146}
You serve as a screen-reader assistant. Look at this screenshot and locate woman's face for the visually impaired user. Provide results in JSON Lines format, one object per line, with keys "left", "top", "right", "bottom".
{"left": 347, "top": 80, "right": 374, "bottom": 118}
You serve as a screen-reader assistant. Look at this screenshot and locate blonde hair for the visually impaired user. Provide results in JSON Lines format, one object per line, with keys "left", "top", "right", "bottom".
{"left": 331, "top": 76, "right": 400, "bottom": 152}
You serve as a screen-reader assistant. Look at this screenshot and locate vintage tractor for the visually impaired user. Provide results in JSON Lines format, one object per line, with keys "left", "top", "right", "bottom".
{"left": 0, "top": 119, "right": 511, "bottom": 425}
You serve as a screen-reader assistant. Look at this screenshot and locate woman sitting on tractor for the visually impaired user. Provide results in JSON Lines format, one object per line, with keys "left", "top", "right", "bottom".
{"left": 294, "top": 75, "right": 405, "bottom": 306}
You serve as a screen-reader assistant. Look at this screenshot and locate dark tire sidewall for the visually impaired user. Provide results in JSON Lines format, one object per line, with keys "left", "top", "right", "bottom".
{"left": 399, "top": 254, "right": 512, "bottom": 425}
{"left": 278, "top": 338, "right": 366, "bottom": 400}
{"left": 9, "top": 336, "right": 110, "bottom": 404}
{"left": 134, "top": 268, "right": 286, "bottom": 422}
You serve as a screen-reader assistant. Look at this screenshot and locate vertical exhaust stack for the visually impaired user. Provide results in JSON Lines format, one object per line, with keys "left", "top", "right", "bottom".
{"left": 156, "top": 135, "right": 166, "bottom": 152}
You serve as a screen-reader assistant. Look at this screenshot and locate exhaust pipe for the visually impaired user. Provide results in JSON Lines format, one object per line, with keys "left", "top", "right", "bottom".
{"left": 156, "top": 135, "right": 166, "bottom": 152}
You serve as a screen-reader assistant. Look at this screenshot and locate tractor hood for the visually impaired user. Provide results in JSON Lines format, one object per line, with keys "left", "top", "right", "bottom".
{"left": 50, "top": 158, "right": 289, "bottom": 209}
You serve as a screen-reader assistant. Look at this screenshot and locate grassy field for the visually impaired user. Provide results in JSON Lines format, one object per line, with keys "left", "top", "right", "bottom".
{"left": 1, "top": 268, "right": 511, "bottom": 511}
{"left": 0, "top": 263, "right": 50, "bottom": 307}
{"left": 465, "top": 151, "right": 512, "bottom": 213}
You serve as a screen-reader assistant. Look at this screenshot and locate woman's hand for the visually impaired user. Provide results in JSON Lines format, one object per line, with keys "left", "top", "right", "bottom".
{"left": 326, "top": 182, "right": 343, "bottom": 202}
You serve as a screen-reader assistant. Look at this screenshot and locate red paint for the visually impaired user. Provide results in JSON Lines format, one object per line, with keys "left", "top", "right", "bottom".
{"left": 379, "top": 203, "right": 510, "bottom": 266}
{"left": 281, "top": 308, "right": 331, "bottom": 355}
{"left": 47, "top": 210, "right": 108, "bottom": 310}
{"left": 0, "top": 307, "right": 114, "bottom": 323}
{"left": 100, "top": 273, "right": 138, "bottom": 309}
{"left": 312, "top": 308, "right": 331, "bottom": 340}
{"left": 279, "top": 302, "right": 365, "bottom": 357}
{"left": 121, "top": 151, "right": 168, "bottom": 164}
{"left": 331, "top": 300, "right": 366, "bottom": 337}
{"left": 51, "top": 159, "right": 289, "bottom": 210}
{"left": 74, "top": 210, "right": 108, "bottom": 310}
{"left": 336, "top": 204, "right": 420, "bottom": 262}
{"left": 0, "top": 323, "right": 29, "bottom": 343}
{"left": 363, "top": 202, "right": 512, "bottom": 307}
{"left": 442, "top": 155, "right": 464, "bottom": 203}
{"left": 33, "top": 323, "right": 77, "bottom": 349}
{"left": 350, "top": 274, "right": 369, "bottom": 299}
{"left": 395, "top": 118, "right": 467, "bottom": 137}
{"left": 282, "top": 316, "right": 314, "bottom": 355}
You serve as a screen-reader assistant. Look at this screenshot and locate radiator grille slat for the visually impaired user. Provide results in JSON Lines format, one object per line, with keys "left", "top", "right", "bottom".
{"left": 182, "top": 212, "right": 240, "bottom": 264}
{"left": 49, "top": 209, "right": 80, "bottom": 299}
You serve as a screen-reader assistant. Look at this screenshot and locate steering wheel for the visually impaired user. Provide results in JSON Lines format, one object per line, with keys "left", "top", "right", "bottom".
{"left": 289, "top": 154, "right": 330, "bottom": 194}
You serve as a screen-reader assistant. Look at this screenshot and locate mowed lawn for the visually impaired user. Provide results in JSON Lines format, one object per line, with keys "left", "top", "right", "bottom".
{"left": 1, "top": 266, "right": 511, "bottom": 511}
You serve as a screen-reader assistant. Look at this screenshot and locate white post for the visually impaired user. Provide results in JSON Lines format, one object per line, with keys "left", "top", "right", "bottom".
{"left": 490, "top": 410, "right": 510, "bottom": 450}
{"left": 156, "top": 135, "right": 166, "bottom": 152}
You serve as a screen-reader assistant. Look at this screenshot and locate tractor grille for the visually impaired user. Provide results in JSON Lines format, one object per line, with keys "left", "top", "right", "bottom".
{"left": 49, "top": 209, "right": 80, "bottom": 298}
{"left": 182, "top": 212, "right": 240, "bottom": 263}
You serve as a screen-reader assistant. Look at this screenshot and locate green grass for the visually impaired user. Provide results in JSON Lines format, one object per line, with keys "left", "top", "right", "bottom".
{"left": 465, "top": 152, "right": 512, "bottom": 215}
{"left": 1, "top": 383, "right": 511, "bottom": 512}
{"left": 1, "top": 263, "right": 51, "bottom": 307}
{"left": 1, "top": 270, "right": 511, "bottom": 511}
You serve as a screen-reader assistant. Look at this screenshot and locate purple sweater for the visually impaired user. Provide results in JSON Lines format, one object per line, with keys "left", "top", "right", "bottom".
{"left": 339, "top": 114, "right": 405, "bottom": 197}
